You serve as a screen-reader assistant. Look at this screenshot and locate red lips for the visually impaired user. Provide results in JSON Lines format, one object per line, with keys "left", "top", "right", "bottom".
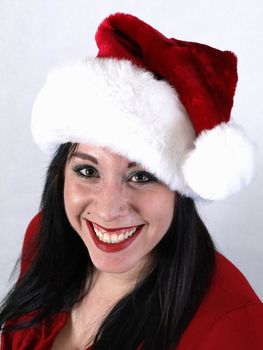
{"left": 85, "top": 220, "right": 144, "bottom": 253}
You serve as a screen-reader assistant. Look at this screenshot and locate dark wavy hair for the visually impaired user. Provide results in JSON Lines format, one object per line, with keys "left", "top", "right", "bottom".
{"left": 0, "top": 142, "right": 215, "bottom": 350}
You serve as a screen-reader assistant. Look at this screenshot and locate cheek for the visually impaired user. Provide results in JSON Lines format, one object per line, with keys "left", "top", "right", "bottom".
{"left": 152, "top": 193, "right": 175, "bottom": 245}
{"left": 64, "top": 178, "right": 89, "bottom": 229}
{"left": 146, "top": 191, "right": 175, "bottom": 225}
{"left": 137, "top": 190, "right": 175, "bottom": 245}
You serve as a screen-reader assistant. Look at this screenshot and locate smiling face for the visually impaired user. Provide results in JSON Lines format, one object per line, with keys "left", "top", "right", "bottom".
{"left": 64, "top": 144, "right": 175, "bottom": 276}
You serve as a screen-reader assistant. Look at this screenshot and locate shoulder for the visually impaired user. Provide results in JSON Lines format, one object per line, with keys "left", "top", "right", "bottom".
{"left": 177, "top": 252, "right": 263, "bottom": 349}
{"left": 1, "top": 312, "right": 68, "bottom": 350}
{"left": 211, "top": 252, "right": 261, "bottom": 305}
{"left": 20, "top": 212, "right": 42, "bottom": 276}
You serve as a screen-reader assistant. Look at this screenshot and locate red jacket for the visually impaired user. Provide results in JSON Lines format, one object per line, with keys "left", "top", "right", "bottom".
{"left": 1, "top": 214, "right": 263, "bottom": 349}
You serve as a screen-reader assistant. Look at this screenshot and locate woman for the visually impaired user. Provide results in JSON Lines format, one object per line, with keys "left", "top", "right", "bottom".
{"left": 0, "top": 13, "right": 262, "bottom": 350}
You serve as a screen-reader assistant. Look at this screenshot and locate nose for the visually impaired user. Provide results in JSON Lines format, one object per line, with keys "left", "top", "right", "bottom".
{"left": 92, "top": 180, "right": 130, "bottom": 223}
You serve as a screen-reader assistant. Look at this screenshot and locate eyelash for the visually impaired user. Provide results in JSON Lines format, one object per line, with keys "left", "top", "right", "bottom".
{"left": 72, "top": 165, "right": 158, "bottom": 184}
{"left": 127, "top": 171, "right": 158, "bottom": 184}
{"left": 73, "top": 165, "right": 99, "bottom": 178}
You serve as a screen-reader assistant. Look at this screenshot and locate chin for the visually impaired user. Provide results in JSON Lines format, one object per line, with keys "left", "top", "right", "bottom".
{"left": 89, "top": 251, "right": 148, "bottom": 276}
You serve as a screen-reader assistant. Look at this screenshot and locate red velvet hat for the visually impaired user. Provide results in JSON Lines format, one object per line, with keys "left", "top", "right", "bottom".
{"left": 31, "top": 13, "right": 255, "bottom": 200}
{"left": 96, "top": 13, "right": 237, "bottom": 135}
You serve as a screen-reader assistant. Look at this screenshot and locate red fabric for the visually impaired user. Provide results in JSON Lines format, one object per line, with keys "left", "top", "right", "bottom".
{"left": 20, "top": 212, "right": 41, "bottom": 277}
{"left": 1, "top": 214, "right": 263, "bottom": 349}
{"left": 96, "top": 13, "right": 238, "bottom": 135}
{"left": 1, "top": 312, "right": 68, "bottom": 350}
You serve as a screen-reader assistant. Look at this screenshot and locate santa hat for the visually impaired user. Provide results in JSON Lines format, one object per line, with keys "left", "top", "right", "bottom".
{"left": 31, "top": 13, "right": 255, "bottom": 200}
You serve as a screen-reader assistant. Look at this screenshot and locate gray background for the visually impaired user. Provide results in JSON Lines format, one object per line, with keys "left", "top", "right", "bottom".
{"left": 0, "top": 0, "right": 262, "bottom": 300}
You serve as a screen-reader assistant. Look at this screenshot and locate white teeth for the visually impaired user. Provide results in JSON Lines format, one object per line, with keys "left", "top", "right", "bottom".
{"left": 94, "top": 227, "right": 100, "bottom": 236}
{"left": 104, "top": 233, "right": 110, "bottom": 243}
{"left": 92, "top": 225, "right": 138, "bottom": 244}
{"left": 118, "top": 233, "right": 125, "bottom": 242}
{"left": 111, "top": 234, "right": 118, "bottom": 243}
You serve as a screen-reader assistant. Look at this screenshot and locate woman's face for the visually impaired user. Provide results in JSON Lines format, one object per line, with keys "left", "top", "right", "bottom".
{"left": 64, "top": 144, "right": 175, "bottom": 275}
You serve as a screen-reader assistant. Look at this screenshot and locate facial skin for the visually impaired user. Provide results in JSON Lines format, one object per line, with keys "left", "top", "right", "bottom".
{"left": 64, "top": 144, "right": 175, "bottom": 277}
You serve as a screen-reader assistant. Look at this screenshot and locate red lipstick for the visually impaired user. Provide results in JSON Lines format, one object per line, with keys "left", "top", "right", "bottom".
{"left": 85, "top": 220, "right": 144, "bottom": 253}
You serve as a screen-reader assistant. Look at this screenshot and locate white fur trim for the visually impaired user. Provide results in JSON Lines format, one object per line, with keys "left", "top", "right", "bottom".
{"left": 182, "top": 123, "right": 256, "bottom": 200}
{"left": 31, "top": 58, "right": 195, "bottom": 193}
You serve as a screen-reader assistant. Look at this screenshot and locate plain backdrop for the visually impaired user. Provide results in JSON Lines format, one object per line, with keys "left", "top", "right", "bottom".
{"left": 0, "top": 0, "right": 262, "bottom": 301}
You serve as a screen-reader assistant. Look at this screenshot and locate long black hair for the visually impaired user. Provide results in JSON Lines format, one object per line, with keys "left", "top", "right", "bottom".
{"left": 0, "top": 143, "right": 215, "bottom": 350}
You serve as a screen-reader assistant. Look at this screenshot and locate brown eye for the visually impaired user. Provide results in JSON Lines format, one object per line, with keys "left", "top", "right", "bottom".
{"left": 128, "top": 171, "right": 158, "bottom": 184}
{"left": 73, "top": 165, "right": 99, "bottom": 178}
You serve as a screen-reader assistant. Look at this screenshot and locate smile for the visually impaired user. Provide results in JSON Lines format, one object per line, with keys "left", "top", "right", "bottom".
{"left": 92, "top": 223, "right": 137, "bottom": 244}
{"left": 85, "top": 220, "right": 144, "bottom": 253}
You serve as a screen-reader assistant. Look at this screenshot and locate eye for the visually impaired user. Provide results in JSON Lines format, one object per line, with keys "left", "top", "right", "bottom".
{"left": 128, "top": 171, "right": 158, "bottom": 184}
{"left": 72, "top": 164, "right": 99, "bottom": 178}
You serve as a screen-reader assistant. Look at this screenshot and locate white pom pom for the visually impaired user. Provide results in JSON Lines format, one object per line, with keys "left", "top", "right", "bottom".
{"left": 182, "top": 123, "right": 256, "bottom": 200}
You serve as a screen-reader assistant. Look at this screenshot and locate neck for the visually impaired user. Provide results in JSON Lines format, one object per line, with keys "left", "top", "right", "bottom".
{"left": 91, "top": 271, "right": 139, "bottom": 302}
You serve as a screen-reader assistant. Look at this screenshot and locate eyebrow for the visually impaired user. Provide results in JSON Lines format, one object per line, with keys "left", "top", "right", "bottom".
{"left": 70, "top": 152, "right": 138, "bottom": 168}
{"left": 71, "top": 152, "right": 98, "bottom": 164}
